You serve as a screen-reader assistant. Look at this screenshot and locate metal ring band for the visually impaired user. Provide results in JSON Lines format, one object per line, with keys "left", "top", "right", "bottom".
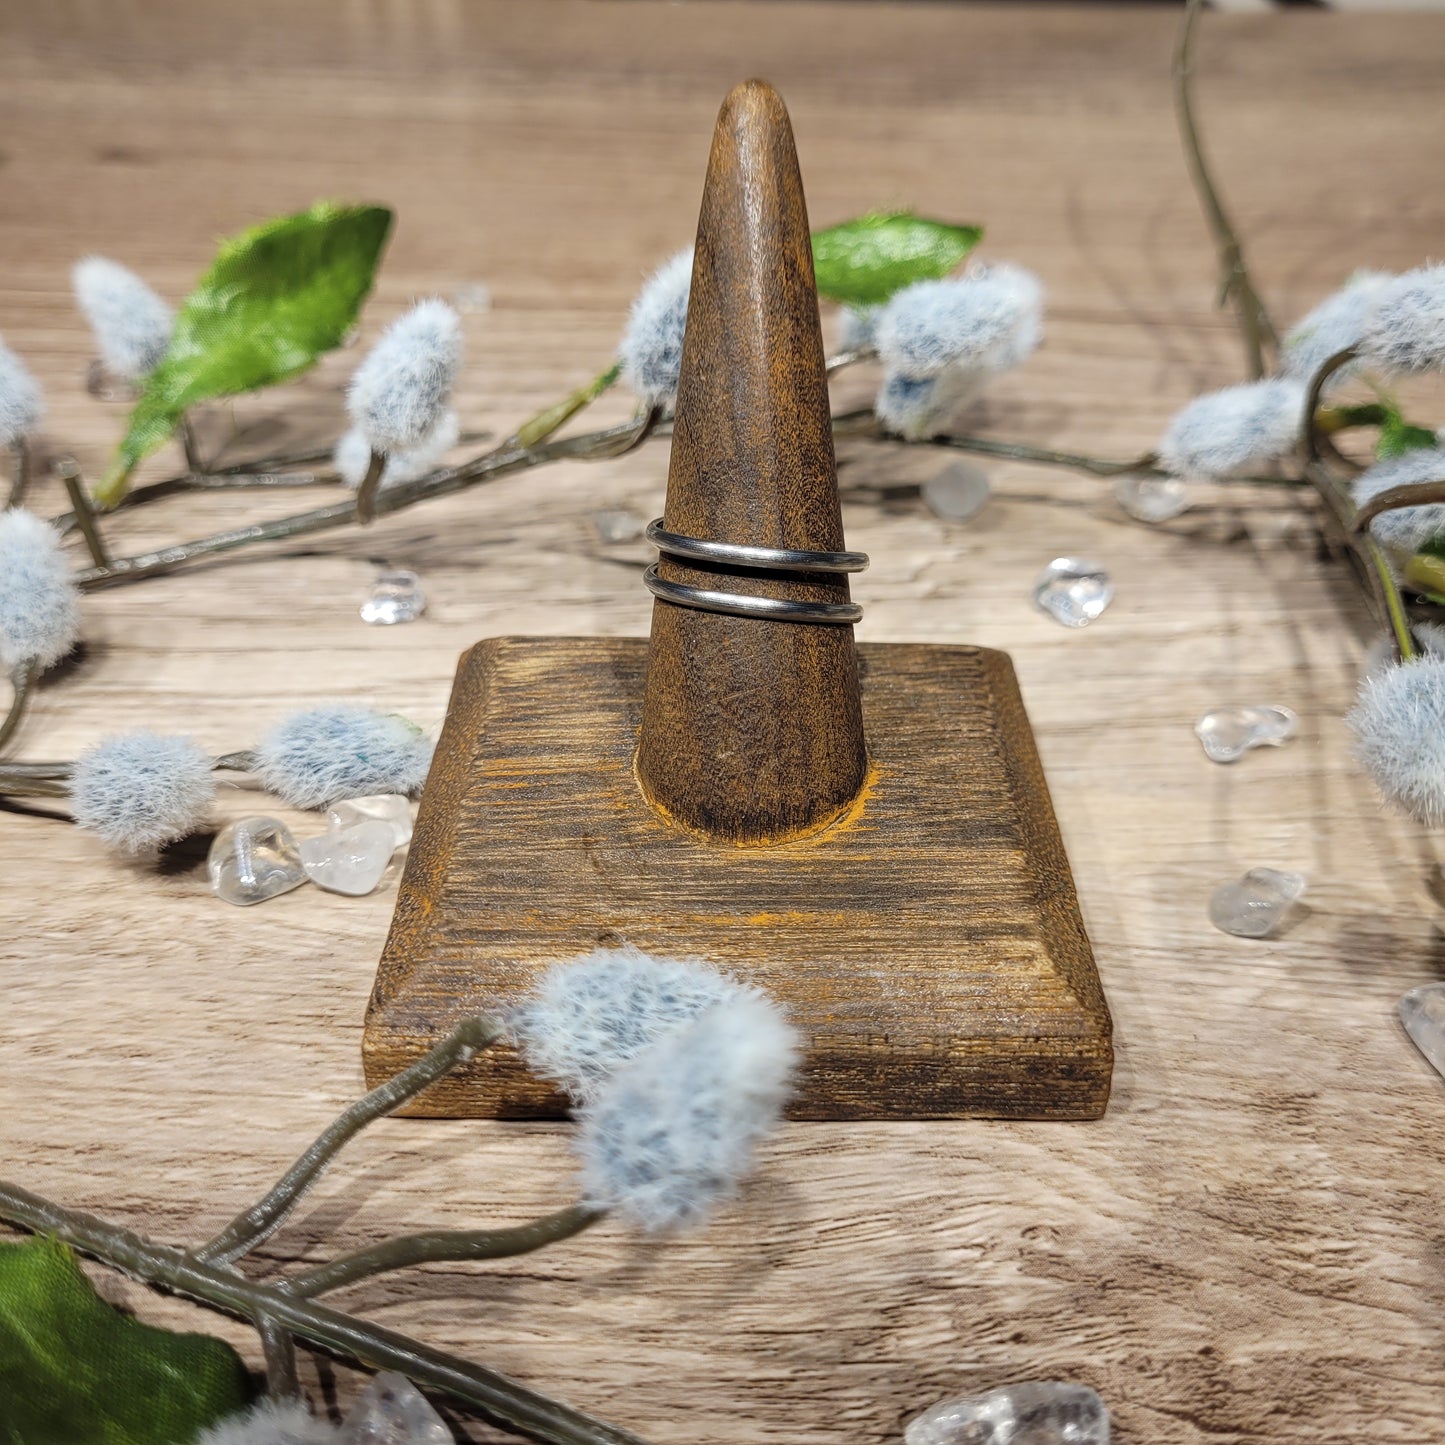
{"left": 643, "top": 564, "right": 863, "bottom": 625}
{"left": 645, "top": 519, "right": 869, "bottom": 574}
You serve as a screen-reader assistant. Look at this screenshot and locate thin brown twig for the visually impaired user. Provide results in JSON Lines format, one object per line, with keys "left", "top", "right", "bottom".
{"left": 1173, "top": 0, "right": 1279, "bottom": 379}
{"left": 192, "top": 1015, "right": 503, "bottom": 1266}
{"left": 0, "top": 1179, "right": 650, "bottom": 1445}
{"left": 6, "top": 440, "right": 30, "bottom": 509}
{"left": 75, "top": 411, "right": 657, "bottom": 591}
{"left": 54, "top": 459, "right": 110, "bottom": 568}
{"left": 285, "top": 1205, "right": 605, "bottom": 1300}
{"left": 0, "top": 664, "right": 38, "bottom": 755}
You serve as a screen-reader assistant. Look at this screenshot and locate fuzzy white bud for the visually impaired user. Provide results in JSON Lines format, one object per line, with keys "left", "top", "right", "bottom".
{"left": 1158, "top": 378, "right": 1306, "bottom": 480}
{"left": 1353, "top": 446, "right": 1445, "bottom": 554}
{"left": 873, "top": 264, "right": 1042, "bottom": 439}
{"left": 508, "top": 946, "right": 755, "bottom": 1102}
{"left": 255, "top": 704, "right": 433, "bottom": 808}
{"left": 618, "top": 248, "right": 693, "bottom": 410}
{"left": 1282, "top": 270, "right": 1391, "bottom": 389}
{"left": 1359, "top": 265, "right": 1445, "bottom": 376}
{"left": 575, "top": 992, "right": 799, "bottom": 1232}
{"left": 1348, "top": 656, "right": 1445, "bottom": 824}
{"left": 69, "top": 731, "right": 216, "bottom": 852}
{"left": 0, "top": 509, "right": 80, "bottom": 674}
{"left": 334, "top": 409, "right": 460, "bottom": 490}
{"left": 72, "top": 256, "right": 174, "bottom": 381}
{"left": 347, "top": 300, "right": 463, "bottom": 454}
{"left": 0, "top": 337, "right": 43, "bottom": 447}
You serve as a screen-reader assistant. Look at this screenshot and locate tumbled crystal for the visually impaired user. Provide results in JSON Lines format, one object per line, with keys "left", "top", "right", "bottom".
{"left": 450, "top": 281, "right": 492, "bottom": 314}
{"left": 299, "top": 819, "right": 396, "bottom": 896}
{"left": 905, "top": 1381, "right": 1109, "bottom": 1445}
{"left": 328, "top": 793, "right": 414, "bottom": 848}
{"left": 361, "top": 570, "right": 427, "bottom": 625}
{"left": 1113, "top": 473, "right": 1190, "bottom": 523}
{"left": 922, "top": 461, "right": 992, "bottom": 523}
{"left": 341, "top": 1370, "right": 453, "bottom": 1444}
{"left": 1399, "top": 984, "right": 1445, "bottom": 1080}
{"left": 1031, "top": 558, "right": 1113, "bottom": 628}
{"left": 592, "top": 509, "right": 646, "bottom": 543}
{"left": 1208, "top": 867, "right": 1305, "bottom": 938}
{"left": 208, "top": 817, "right": 306, "bottom": 906}
{"left": 1194, "top": 705, "right": 1297, "bottom": 764}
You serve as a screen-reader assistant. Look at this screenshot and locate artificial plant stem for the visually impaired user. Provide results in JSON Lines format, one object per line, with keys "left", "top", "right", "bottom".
{"left": 1304, "top": 458, "right": 1416, "bottom": 662}
{"left": 56, "top": 461, "right": 111, "bottom": 569}
{"left": 52, "top": 472, "right": 340, "bottom": 535}
{"left": 75, "top": 413, "right": 656, "bottom": 590}
{"left": 0, "top": 664, "right": 37, "bottom": 755}
{"left": 353, "top": 449, "right": 386, "bottom": 525}
{"left": 1303, "top": 347, "right": 1360, "bottom": 463}
{"left": 1173, "top": 0, "right": 1279, "bottom": 379}
{"left": 177, "top": 416, "right": 207, "bottom": 475}
{"left": 192, "top": 1015, "right": 503, "bottom": 1267}
{"left": 287, "top": 1205, "right": 605, "bottom": 1300}
{"left": 833, "top": 409, "right": 1290, "bottom": 486}
{"left": 1354, "top": 478, "right": 1445, "bottom": 532}
{"left": 508, "top": 362, "right": 621, "bottom": 450}
{"left": 0, "top": 1180, "right": 651, "bottom": 1445}
{"left": 6, "top": 440, "right": 30, "bottom": 509}
{"left": 256, "top": 1311, "right": 300, "bottom": 1399}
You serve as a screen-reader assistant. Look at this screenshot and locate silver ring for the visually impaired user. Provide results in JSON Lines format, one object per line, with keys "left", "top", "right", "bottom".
{"left": 643, "top": 565, "right": 863, "bottom": 625}
{"left": 645, "top": 520, "right": 869, "bottom": 574}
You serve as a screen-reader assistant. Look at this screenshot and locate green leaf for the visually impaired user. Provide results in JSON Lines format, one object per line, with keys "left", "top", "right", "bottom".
{"left": 811, "top": 212, "right": 983, "bottom": 307}
{"left": 100, "top": 201, "right": 394, "bottom": 504}
{"left": 0, "top": 1237, "right": 254, "bottom": 1444}
{"left": 1377, "top": 412, "right": 1438, "bottom": 461}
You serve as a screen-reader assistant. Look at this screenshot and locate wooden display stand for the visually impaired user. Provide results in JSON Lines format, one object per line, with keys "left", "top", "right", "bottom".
{"left": 363, "top": 80, "right": 1112, "bottom": 1120}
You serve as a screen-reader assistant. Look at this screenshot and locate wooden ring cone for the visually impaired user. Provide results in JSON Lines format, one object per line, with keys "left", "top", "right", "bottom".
{"left": 363, "top": 80, "right": 1113, "bottom": 1121}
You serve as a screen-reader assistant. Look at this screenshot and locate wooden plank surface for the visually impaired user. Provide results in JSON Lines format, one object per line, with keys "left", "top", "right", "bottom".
{"left": 1, "top": 3, "right": 1443, "bottom": 1441}
{"left": 364, "top": 639, "right": 1112, "bottom": 1120}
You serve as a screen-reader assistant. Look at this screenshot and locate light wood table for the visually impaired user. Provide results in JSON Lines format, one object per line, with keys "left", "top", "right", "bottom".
{"left": 1, "top": 4, "right": 1442, "bottom": 1442}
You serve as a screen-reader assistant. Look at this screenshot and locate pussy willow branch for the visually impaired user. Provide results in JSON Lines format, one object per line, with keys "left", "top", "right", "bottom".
{"left": 0, "top": 664, "right": 37, "bottom": 756}
{"left": 256, "top": 1311, "right": 300, "bottom": 1400}
{"left": 1173, "top": 0, "right": 1279, "bottom": 379}
{"left": 74, "top": 411, "right": 658, "bottom": 590}
{"left": 194, "top": 1014, "right": 504, "bottom": 1266}
{"left": 7, "top": 440, "right": 30, "bottom": 509}
{"left": 0, "top": 1180, "right": 650, "bottom": 1445}
{"left": 831, "top": 408, "right": 1299, "bottom": 487}
{"left": 285, "top": 1204, "right": 604, "bottom": 1300}
{"left": 1354, "top": 478, "right": 1445, "bottom": 532}
{"left": 1295, "top": 346, "right": 1416, "bottom": 657}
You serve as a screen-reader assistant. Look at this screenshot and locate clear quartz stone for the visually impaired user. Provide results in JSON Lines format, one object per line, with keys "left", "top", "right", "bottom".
{"left": 1113, "top": 473, "right": 1190, "bottom": 523}
{"left": 361, "top": 569, "right": 427, "bottom": 625}
{"left": 1194, "top": 705, "right": 1298, "bottom": 763}
{"left": 208, "top": 817, "right": 306, "bottom": 906}
{"left": 340, "top": 1370, "right": 453, "bottom": 1444}
{"left": 299, "top": 819, "right": 397, "bottom": 897}
{"left": 1208, "top": 867, "right": 1306, "bottom": 938}
{"left": 592, "top": 509, "right": 646, "bottom": 543}
{"left": 1031, "top": 558, "right": 1113, "bottom": 628}
{"left": 922, "top": 460, "right": 992, "bottom": 522}
{"left": 328, "top": 793, "right": 414, "bottom": 848}
{"left": 905, "top": 1382, "right": 1109, "bottom": 1445}
{"left": 1399, "top": 984, "right": 1445, "bottom": 1081}
{"left": 450, "top": 281, "right": 492, "bottom": 314}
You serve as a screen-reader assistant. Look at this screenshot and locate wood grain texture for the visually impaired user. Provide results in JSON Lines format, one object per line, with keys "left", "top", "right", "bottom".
{"left": 636, "top": 80, "right": 867, "bottom": 842}
{"left": 366, "top": 637, "right": 1111, "bottom": 1119}
{"left": 1, "top": 4, "right": 1444, "bottom": 1442}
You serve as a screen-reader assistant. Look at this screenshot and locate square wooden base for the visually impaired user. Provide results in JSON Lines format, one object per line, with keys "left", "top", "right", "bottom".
{"left": 364, "top": 637, "right": 1112, "bottom": 1119}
